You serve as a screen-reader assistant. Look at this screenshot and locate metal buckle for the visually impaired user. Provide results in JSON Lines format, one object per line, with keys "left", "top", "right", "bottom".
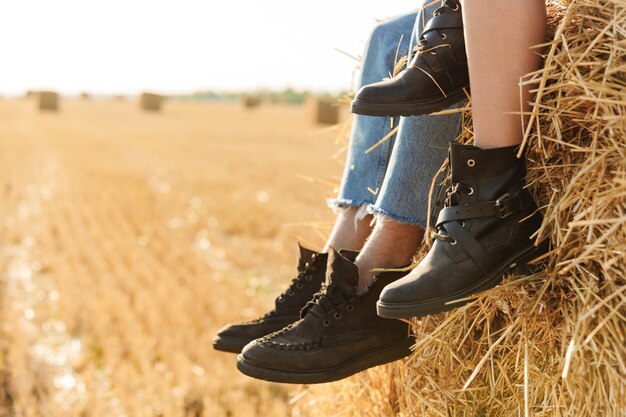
{"left": 495, "top": 193, "right": 513, "bottom": 218}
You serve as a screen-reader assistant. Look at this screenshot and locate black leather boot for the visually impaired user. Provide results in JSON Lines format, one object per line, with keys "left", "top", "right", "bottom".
{"left": 236, "top": 248, "right": 414, "bottom": 384}
{"left": 351, "top": 0, "right": 468, "bottom": 117}
{"left": 377, "top": 142, "right": 547, "bottom": 319}
{"left": 212, "top": 244, "right": 327, "bottom": 353}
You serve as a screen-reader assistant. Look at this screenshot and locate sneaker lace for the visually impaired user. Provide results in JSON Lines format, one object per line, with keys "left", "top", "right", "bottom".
{"left": 301, "top": 278, "right": 357, "bottom": 324}
{"left": 258, "top": 263, "right": 318, "bottom": 320}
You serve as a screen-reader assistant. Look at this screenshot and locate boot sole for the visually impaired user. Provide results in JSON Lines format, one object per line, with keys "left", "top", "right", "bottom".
{"left": 350, "top": 89, "right": 467, "bottom": 117}
{"left": 377, "top": 242, "right": 548, "bottom": 319}
{"left": 236, "top": 337, "right": 414, "bottom": 384}
{"left": 212, "top": 335, "right": 252, "bottom": 354}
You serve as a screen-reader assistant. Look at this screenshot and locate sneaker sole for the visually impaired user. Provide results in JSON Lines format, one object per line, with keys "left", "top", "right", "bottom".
{"left": 377, "top": 242, "right": 549, "bottom": 319}
{"left": 212, "top": 335, "right": 252, "bottom": 354}
{"left": 236, "top": 337, "right": 414, "bottom": 384}
{"left": 350, "top": 89, "right": 468, "bottom": 117}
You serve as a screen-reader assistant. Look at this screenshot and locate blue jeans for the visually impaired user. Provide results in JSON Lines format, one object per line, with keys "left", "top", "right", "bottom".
{"left": 329, "top": 3, "right": 463, "bottom": 227}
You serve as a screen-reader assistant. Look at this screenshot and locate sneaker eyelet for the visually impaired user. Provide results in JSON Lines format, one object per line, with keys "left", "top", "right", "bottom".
{"left": 467, "top": 159, "right": 476, "bottom": 167}
{"left": 450, "top": 238, "right": 457, "bottom": 245}
{"left": 334, "top": 313, "right": 342, "bottom": 320}
{"left": 346, "top": 305, "right": 354, "bottom": 312}
{"left": 467, "top": 187, "right": 474, "bottom": 195}
{"left": 322, "top": 319, "right": 330, "bottom": 327}
{"left": 451, "top": 3, "right": 459, "bottom": 11}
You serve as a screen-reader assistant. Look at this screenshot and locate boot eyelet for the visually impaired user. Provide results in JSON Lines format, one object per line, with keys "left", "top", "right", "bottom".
{"left": 467, "top": 159, "right": 476, "bottom": 167}
{"left": 346, "top": 305, "right": 354, "bottom": 312}
{"left": 287, "top": 289, "right": 295, "bottom": 296}
{"left": 460, "top": 221, "right": 466, "bottom": 227}
{"left": 305, "top": 275, "right": 313, "bottom": 282}
{"left": 450, "top": 238, "right": 457, "bottom": 245}
{"left": 441, "top": 33, "right": 447, "bottom": 40}
{"left": 277, "top": 297, "right": 284, "bottom": 303}
{"left": 322, "top": 319, "right": 330, "bottom": 327}
{"left": 430, "top": 51, "right": 437, "bottom": 55}
{"left": 334, "top": 313, "right": 342, "bottom": 320}
{"left": 467, "top": 187, "right": 474, "bottom": 195}
{"left": 451, "top": 3, "right": 460, "bottom": 11}
{"left": 296, "top": 283, "right": 304, "bottom": 289}
{"left": 304, "top": 262, "right": 310, "bottom": 268}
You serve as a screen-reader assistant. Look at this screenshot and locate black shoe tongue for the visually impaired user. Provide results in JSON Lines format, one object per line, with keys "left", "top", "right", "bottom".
{"left": 297, "top": 243, "right": 318, "bottom": 270}
{"left": 325, "top": 247, "right": 359, "bottom": 298}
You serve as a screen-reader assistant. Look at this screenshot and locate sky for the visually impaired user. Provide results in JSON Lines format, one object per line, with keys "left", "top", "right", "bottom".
{"left": 0, "top": 0, "right": 417, "bottom": 96}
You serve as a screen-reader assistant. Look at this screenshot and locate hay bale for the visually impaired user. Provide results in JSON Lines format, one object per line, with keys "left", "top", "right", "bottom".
{"left": 242, "top": 95, "right": 262, "bottom": 109}
{"left": 79, "top": 92, "right": 91, "bottom": 101}
{"left": 38, "top": 91, "right": 59, "bottom": 111}
{"left": 299, "top": 1, "right": 626, "bottom": 416}
{"left": 312, "top": 98, "right": 339, "bottom": 125}
{"left": 140, "top": 92, "right": 162, "bottom": 112}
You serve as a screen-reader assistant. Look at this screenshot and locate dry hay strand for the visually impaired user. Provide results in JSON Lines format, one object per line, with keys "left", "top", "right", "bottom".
{"left": 311, "top": 97, "right": 340, "bottom": 125}
{"left": 38, "top": 91, "right": 59, "bottom": 112}
{"left": 242, "top": 95, "right": 263, "bottom": 109}
{"left": 299, "top": 0, "right": 626, "bottom": 416}
{"left": 140, "top": 92, "right": 163, "bottom": 112}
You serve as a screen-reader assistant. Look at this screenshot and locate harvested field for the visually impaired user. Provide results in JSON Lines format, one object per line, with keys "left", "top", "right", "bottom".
{"left": 0, "top": 99, "right": 344, "bottom": 416}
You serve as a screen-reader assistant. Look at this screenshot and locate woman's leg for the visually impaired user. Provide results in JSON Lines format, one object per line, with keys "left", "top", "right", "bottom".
{"left": 378, "top": 2, "right": 548, "bottom": 320}
{"left": 462, "top": 0, "right": 546, "bottom": 148}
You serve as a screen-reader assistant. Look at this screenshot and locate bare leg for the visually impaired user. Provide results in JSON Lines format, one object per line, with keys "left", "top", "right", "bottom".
{"left": 355, "top": 216, "right": 423, "bottom": 294}
{"left": 323, "top": 206, "right": 373, "bottom": 252}
{"left": 461, "top": 0, "right": 546, "bottom": 148}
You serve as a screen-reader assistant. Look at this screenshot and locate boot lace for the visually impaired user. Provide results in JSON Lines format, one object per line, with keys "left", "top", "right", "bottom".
{"left": 301, "top": 278, "right": 358, "bottom": 326}
{"left": 431, "top": 182, "right": 473, "bottom": 244}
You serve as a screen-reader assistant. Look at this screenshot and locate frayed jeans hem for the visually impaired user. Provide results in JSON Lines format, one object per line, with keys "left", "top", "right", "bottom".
{"left": 368, "top": 206, "right": 426, "bottom": 228}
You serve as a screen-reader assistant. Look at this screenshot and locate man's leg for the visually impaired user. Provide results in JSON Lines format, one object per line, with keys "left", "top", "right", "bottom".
{"left": 237, "top": 3, "right": 464, "bottom": 384}
{"left": 214, "top": 12, "right": 417, "bottom": 354}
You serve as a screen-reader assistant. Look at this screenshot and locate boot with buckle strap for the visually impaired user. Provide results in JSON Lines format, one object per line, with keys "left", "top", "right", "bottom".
{"left": 351, "top": 0, "right": 469, "bottom": 117}
{"left": 236, "top": 248, "right": 414, "bottom": 384}
{"left": 213, "top": 244, "right": 327, "bottom": 353}
{"left": 377, "top": 142, "right": 548, "bottom": 319}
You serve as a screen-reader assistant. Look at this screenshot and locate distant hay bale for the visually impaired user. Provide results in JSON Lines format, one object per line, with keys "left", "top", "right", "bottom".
{"left": 242, "top": 95, "right": 262, "bottom": 109}
{"left": 312, "top": 98, "right": 339, "bottom": 125}
{"left": 113, "top": 95, "right": 127, "bottom": 102}
{"left": 300, "top": 1, "right": 626, "bottom": 416}
{"left": 79, "top": 92, "right": 91, "bottom": 100}
{"left": 140, "top": 92, "right": 162, "bottom": 112}
{"left": 38, "top": 91, "right": 59, "bottom": 111}
{"left": 25, "top": 90, "right": 37, "bottom": 98}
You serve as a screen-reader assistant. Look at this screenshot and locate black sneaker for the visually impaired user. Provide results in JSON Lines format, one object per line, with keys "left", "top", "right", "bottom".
{"left": 236, "top": 248, "right": 414, "bottom": 384}
{"left": 212, "top": 244, "right": 327, "bottom": 353}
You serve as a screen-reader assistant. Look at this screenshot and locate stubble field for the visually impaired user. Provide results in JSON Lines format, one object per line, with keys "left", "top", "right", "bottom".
{"left": 0, "top": 98, "right": 347, "bottom": 416}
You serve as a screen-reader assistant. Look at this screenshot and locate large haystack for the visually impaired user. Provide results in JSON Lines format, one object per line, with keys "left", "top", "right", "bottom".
{"left": 298, "top": 1, "right": 625, "bottom": 416}
{"left": 140, "top": 92, "right": 163, "bottom": 112}
{"left": 38, "top": 91, "right": 59, "bottom": 111}
{"left": 243, "top": 95, "right": 262, "bottom": 109}
{"left": 312, "top": 97, "right": 340, "bottom": 125}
